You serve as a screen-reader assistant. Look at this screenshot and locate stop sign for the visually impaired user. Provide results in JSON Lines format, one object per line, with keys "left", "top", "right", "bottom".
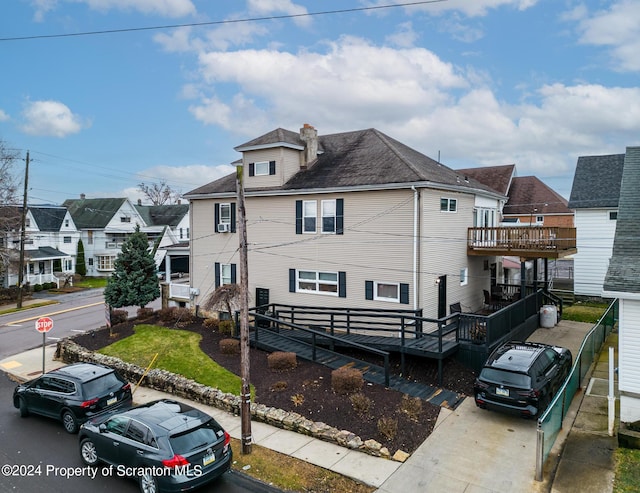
{"left": 35, "top": 317, "right": 54, "bottom": 333}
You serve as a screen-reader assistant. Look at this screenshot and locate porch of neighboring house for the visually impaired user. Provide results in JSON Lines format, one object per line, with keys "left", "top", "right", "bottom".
{"left": 7, "top": 247, "right": 73, "bottom": 289}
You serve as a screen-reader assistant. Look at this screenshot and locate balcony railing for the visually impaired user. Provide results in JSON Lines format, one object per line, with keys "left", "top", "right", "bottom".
{"left": 467, "top": 227, "right": 577, "bottom": 258}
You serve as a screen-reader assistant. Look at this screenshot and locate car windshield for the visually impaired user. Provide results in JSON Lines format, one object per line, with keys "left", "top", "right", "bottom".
{"left": 83, "top": 372, "right": 122, "bottom": 398}
{"left": 169, "top": 421, "right": 222, "bottom": 454}
{"left": 480, "top": 368, "right": 531, "bottom": 388}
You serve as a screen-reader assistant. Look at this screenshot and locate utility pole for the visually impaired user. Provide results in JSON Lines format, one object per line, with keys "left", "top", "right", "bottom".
{"left": 236, "top": 164, "right": 252, "bottom": 455}
{"left": 16, "top": 151, "right": 29, "bottom": 309}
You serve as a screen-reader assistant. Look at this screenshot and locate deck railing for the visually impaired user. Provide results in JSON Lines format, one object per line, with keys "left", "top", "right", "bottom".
{"left": 467, "top": 226, "right": 576, "bottom": 256}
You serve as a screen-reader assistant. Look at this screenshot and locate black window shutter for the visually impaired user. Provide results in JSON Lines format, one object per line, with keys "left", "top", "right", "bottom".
{"left": 248, "top": 163, "right": 255, "bottom": 176}
{"left": 365, "top": 281, "right": 373, "bottom": 300}
{"left": 269, "top": 161, "right": 276, "bottom": 175}
{"left": 231, "top": 203, "right": 236, "bottom": 233}
{"left": 215, "top": 262, "right": 221, "bottom": 288}
{"left": 336, "top": 198, "right": 344, "bottom": 235}
{"left": 289, "top": 269, "right": 296, "bottom": 292}
{"left": 214, "top": 204, "right": 220, "bottom": 233}
{"left": 295, "top": 200, "right": 302, "bottom": 234}
{"left": 231, "top": 264, "right": 237, "bottom": 284}
{"left": 339, "top": 271, "right": 346, "bottom": 298}
{"left": 400, "top": 283, "right": 409, "bottom": 304}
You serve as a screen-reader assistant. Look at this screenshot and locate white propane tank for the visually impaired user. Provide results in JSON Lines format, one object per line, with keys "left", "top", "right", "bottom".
{"left": 540, "top": 305, "right": 557, "bottom": 328}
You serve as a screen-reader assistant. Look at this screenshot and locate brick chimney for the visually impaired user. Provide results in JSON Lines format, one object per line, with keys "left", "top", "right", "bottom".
{"left": 300, "top": 123, "right": 318, "bottom": 168}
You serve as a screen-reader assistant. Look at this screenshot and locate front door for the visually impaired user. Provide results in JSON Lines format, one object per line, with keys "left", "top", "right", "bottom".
{"left": 437, "top": 275, "right": 447, "bottom": 319}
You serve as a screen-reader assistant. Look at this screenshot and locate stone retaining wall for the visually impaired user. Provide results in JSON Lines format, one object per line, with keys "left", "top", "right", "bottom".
{"left": 56, "top": 339, "right": 406, "bottom": 461}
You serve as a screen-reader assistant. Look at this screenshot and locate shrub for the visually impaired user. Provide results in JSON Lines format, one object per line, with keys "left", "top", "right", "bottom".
{"left": 291, "top": 393, "right": 305, "bottom": 407}
{"left": 110, "top": 309, "right": 128, "bottom": 325}
{"left": 349, "top": 392, "right": 372, "bottom": 416}
{"left": 157, "top": 307, "right": 178, "bottom": 322}
{"left": 270, "top": 381, "right": 288, "bottom": 392}
{"left": 331, "top": 367, "right": 363, "bottom": 395}
{"left": 219, "top": 338, "right": 240, "bottom": 355}
{"left": 267, "top": 352, "right": 297, "bottom": 371}
{"left": 203, "top": 318, "right": 219, "bottom": 330}
{"left": 218, "top": 320, "right": 234, "bottom": 336}
{"left": 399, "top": 395, "right": 423, "bottom": 422}
{"left": 173, "top": 307, "right": 196, "bottom": 325}
{"left": 377, "top": 417, "right": 398, "bottom": 441}
{"left": 137, "top": 307, "right": 154, "bottom": 319}
{"left": 33, "top": 284, "right": 43, "bottom": 292}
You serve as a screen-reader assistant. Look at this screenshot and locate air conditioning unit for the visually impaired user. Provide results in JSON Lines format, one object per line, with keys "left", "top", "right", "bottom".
{"left": 218, "top": 223, "right": 230, "bottom": 233}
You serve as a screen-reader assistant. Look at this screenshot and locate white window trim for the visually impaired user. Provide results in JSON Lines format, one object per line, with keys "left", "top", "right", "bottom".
{"left": 460, "top": 268, "right": 468, "bottom": 286}
{"left": 254, "top": 161, "right": 270, "bottom": 176}
{"left": 296, "top": 270, "right": 338, "bottom": 296}
{"left": 440, "top": 197, "right": 457, "bottom": 213}
{"left": 321, "top": 199, "right": 336, "bottom": 234}
{"left": 303, "top": 200, "right": 317, "bottom": 234}
{"left": 373, "top": 281, "right": 400, "bottom": 303}
{"left": 219, "top": 203, "right": 231, "bottom": 224}
{"left": 220, "top": 264, "right": 232, "bottom": 285}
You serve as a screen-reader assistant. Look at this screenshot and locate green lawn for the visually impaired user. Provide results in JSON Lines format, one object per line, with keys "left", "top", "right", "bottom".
{"left": 614, "top": 448, "right": 640, "bottom": 492}
{"left": 99, "top": 324, "right": 246, "bottom": 395}
{"left": 562, "top": 301, "right": 609, "bottom": 324}
{"left": 75, "top": 277, "right": 109, "bottom": 289}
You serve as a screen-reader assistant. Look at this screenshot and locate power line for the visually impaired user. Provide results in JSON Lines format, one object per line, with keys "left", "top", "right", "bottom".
{"left": 0, "top": 1, "right": 447, "bottom": 42}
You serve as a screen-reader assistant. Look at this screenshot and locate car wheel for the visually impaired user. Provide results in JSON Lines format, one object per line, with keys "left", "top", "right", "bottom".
{"left": 17, "top": 397, "right": 29, "bottom": 417}
{"left": 80, "top": 438, "right": 99, "bottom": 466}
{"left": 139, "top": 471, "right": 159, "bottom": 493}
{"left": 61, "top": 410, "right": 78, "bottom": 434}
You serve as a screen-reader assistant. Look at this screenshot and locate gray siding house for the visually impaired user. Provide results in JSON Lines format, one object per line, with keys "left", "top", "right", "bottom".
{"left": 184, "top": 124, "right": 506, "bottom": 318}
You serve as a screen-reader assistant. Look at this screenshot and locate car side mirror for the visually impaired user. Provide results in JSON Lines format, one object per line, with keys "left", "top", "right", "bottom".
{"left": 99, "top": 424, "right": 107, "bottom": 433}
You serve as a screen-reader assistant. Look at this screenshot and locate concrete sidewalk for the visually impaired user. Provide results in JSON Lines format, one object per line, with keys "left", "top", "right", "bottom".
{"left": 0, "top": 319, "right": 619, "bottom": 493}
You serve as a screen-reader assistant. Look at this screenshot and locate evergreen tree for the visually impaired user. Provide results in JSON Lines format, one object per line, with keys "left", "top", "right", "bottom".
{"left": 104, "top": 226, "right": 159, "bottom": 309}
{"left": 76, "top": 239, "right": 87, "bottom": 276}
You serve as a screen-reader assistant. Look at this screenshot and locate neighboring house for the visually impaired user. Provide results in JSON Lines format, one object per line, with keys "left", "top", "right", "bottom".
{"left": 134, "top": 202, "right": 190, "bottom": 276}
{"left": 568, "top": 154, "right": 625, "bottom": 297}
{"left": 63, "top": 197, "right": 150, "bottom": 277}
{"left": 1, "top": 205, "right": 77, "bottom": 288}
{"left": 602, "top": 146, "right": 640, "bottom": 423}
{"left": 185, "top": 124, "right": 513, "bottom": 318}
{"left": 458, "top": 165, "right": 575, "bottom": 289}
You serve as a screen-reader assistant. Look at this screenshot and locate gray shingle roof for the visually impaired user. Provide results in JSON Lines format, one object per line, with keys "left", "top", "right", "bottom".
{"left": 503, "top": 176, "right": 571, "bottom": 215}
{"left": 29, "top": 206, "right": 68, "bottom": 232}
{"left": 604, "top": 147, "right": 640, "bottom": 293}
{"left": 186, "top": 127, "right": 500, "bottom": 197}
{"left": 62, "top": 198, "right": 127, "bottom": 229}
{"left": 455, "top": 164, "right": 515, "bottom": 196}
{"left": 568, "top": 154, "right": 625, "bottom": 209}
{"left": 134, "top": 204, "right": 189, "bottom": 227}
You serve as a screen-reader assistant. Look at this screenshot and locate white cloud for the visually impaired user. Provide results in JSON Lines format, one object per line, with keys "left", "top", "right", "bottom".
{"left": 20, "top": 100, "right": 89, "bottom": 137}
{"left": 0, "top": 109, "right": 9, "bottom": 122}
{"left": 30, "top": 0, "right": 196, "bottom": 20}
{"left": 365, "top": 0, "right": 539, "bottom": 18}
{"left": 385, "top": 22, "right": 419, "bottom": 48}
{"left": 247, "top": 0, "right": 310, "bottom": 27}
{"left": 572, "top": 0, "right": 640, "bottom": 72}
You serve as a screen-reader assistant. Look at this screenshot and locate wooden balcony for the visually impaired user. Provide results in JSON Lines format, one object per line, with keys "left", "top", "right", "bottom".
{"left": 467, "top": 226, "right": 577, "bottom": 259}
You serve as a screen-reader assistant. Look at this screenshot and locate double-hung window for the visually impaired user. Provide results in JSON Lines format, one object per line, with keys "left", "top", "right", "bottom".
{"left": 220, "top": 203, "right": 231, "bottom": 225}
{"left": 303, "top": 200, "right": 317, "bottom": 233}
{"left": 297, "top": 270, "right": 338, "bottom": 295}
{"left": 440, "top": 198, "right": 457, "bottom": 212}
{"left": 215, "top": 203, "right": 235, "bottom": 233}
{"left": 214, "top": 262, "right": 236, "bottom": 287}
{"left": 322, "top": 200, "right": 336, "bottom": 233}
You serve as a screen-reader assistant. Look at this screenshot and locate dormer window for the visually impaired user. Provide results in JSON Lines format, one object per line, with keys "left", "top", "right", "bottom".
{"left": 249, "top": 161, "right": 276, "bottom": 176}
{"left": 254, "top": 161, "right": 270, "bottom": 176}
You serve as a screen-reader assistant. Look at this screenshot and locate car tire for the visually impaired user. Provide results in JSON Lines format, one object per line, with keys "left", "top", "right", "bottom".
{"left": 139, "top": 471, "right": 159, "bottom": 493}
{"left": 61, "top": 410, "right": 78, "bottom": 434}
{"left": 80, "top": 438, "right": 99, "bottom": 466}
{"left": 17, "top": 397, "right": 29, "bottom": 417}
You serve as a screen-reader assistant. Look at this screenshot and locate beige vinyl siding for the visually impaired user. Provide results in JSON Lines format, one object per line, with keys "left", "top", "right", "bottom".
{"left": 241, "top": 148, "right": 302, "bottom": 188}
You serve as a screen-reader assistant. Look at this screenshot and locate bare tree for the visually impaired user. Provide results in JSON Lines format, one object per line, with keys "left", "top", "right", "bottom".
{"left": 0, "top": 140, "right": 21, "bottom": 283}
{"left": 137, "top": 180, "right": 181, "bottom": 205}
{"left": 201, "top": 284, "right": 242, "bottom": 325}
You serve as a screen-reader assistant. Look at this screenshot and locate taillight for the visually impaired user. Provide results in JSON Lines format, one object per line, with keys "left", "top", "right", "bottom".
{"left": 122, "top": 383, "right": 131, "bottom": 392}
{"left": 517, "top": 389, "right": 540, "bottom": 398}
{"left": 81, "top": 398, "right": 99, "bottom": 408}
{"left": 223, "top": 431, "right": 231, "bottom": 454}
{"left": 475, "top": 380, "right": 489, "bottom": 390}
{"left": 162, "top": 454, "right": 189, "bottom": 468}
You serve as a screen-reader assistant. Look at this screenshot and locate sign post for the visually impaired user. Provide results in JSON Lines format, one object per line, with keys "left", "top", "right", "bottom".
{"left": 35, "top": 317, "right": 53, "bottom": 374}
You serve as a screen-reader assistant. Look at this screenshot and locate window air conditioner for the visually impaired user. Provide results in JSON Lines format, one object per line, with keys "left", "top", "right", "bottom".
{"left": 218, "top": 223, "right": 230, "bottom": 233}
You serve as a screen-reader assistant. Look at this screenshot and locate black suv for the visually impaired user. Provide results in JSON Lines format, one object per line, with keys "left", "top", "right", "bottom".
{"left": 474, "top": 341, "right": 572, "bottom": 418}
{"left": 79, "top": 399, "right": 232, "bottom": 493}
{"left": 13, "top": 362, "right": 132, "bottom": 433}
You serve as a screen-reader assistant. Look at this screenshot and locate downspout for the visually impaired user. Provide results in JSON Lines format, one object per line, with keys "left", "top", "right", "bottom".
{"left": 412, "top": 186, "right": 419, "bottom": 311}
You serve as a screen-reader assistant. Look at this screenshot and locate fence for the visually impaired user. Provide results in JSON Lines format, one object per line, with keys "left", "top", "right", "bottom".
{"left": 535, "top": 299, "right": 618, "bottom": 481}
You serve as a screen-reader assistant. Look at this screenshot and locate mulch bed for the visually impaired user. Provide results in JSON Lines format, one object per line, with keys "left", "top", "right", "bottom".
{"left": 72, "top": 317, "right": 477, "bottom": 456}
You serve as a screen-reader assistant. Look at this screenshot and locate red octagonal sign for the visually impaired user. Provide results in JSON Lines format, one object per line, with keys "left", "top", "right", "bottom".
{"left": 35, "top": 317, "right": 54, "bottom": 333}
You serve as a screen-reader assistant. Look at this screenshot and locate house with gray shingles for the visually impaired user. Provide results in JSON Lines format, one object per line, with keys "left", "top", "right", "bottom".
{"left": 568, "top": 154, "right": 625, "bottom": 297}
{"left": 184, "top": 124, "right": 507, "bottom": 318}
{"left": 2, "top": 205, "right": 78, "bottom": 288}
{"left": 602, "top": 146, "right": 640, "bottom": 423}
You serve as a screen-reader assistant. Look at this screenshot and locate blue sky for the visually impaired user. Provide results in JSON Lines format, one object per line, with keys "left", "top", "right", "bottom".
{"left": 1, "top": 0, "right": 639, "bottom": 205}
